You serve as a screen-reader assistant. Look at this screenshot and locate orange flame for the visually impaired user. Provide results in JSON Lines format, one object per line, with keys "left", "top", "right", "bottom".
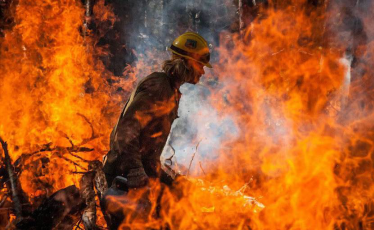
{"left": 1, "top": 0, "right": 374, "bottom": 229}
{"left": 0, "top": 0, "right": 132, "bottom": 196}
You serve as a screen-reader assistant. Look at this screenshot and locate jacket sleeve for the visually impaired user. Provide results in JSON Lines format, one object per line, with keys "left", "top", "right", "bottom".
{"left": 114, "top": 77, "right": 170, "bottom": 175}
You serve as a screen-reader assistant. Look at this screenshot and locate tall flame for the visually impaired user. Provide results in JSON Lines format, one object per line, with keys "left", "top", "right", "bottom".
{"left": 208, "top": 1, "right": 374, "bottom": 229}
{"left": 0, "top": 0, "right": 131, "bottom": 195}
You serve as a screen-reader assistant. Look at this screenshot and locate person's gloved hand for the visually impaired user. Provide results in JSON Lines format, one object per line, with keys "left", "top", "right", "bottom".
{"left": 127, "top": 167, "right": 149, "bottom": 189}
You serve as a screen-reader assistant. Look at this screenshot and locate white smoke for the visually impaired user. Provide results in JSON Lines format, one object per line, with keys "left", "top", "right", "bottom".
{"left": 161, "top": 75, "right": 239, "bottom": 176}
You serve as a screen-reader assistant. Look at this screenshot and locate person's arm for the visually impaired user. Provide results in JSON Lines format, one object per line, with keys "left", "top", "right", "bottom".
{"left": 115, "top": 76, "right": 169, "bottom": 188}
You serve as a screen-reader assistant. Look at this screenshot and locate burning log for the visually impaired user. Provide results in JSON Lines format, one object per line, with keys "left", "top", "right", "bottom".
{"left": 0, "top": 137, "right": 22, "bottom": 218}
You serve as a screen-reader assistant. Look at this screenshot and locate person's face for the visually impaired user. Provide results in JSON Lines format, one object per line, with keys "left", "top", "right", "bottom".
{"left": 186, "top": 59, "right": 205, "bottom": 84}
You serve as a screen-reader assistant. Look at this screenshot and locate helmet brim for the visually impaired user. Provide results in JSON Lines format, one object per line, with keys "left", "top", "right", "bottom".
{"left": 168, "top": 48, "right": 213, "bottom": 68}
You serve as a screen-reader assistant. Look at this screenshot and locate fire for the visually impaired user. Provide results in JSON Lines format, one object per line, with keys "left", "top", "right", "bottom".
{"left": 0, "top": 0, "right": 128, "bottom": 197}
{"left": 1, "top": 0, "right": 374, "bottom": 229}
{"left": 209, "top": 1, "right": 374, "bottom": 229}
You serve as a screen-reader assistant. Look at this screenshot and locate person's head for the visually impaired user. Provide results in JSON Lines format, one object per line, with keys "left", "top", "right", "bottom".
{"left": 163, "top": 32, "right": 212, "bottom": 85}
{"left": 162, "top": 54, "right": 205, "bottom": 85}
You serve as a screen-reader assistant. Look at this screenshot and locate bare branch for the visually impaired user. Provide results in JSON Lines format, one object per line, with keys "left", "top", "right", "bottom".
{"left": 0, "top": 136, "right": 22, "bottom": 218}
{"left": 165, "top": 143, "right": 176, "bottom": 166}
{"left": 187, "top": 139, "right": 202, "bottom": 177}
{"left": 62, "top": 132, "right": 75, "bottom": 148}
{"left": 199, "top": 161, "right": 206, "bottom": 176}
{"left": 69, "top": 152, "right": 91, "bottom": 163}
{"left": 76, "top": 113, "right": 100, "bottom": 146}
{"left": 70, "top": 171, "right": 95, "bottom": 174}
{"left": 75, "top": 217, "right": 84, "bottom": 230}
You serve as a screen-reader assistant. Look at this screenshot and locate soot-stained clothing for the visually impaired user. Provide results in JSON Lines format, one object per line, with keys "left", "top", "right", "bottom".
{"left": 103, "top": 72, "right": 181, "bottom": 186}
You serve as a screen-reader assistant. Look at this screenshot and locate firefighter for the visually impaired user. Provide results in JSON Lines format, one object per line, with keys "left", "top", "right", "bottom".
{"left": 102, "top": 32, "right": 212, "bottom": 189}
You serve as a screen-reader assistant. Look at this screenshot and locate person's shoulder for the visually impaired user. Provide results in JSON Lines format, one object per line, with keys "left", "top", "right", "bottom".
{"left": 142, "top": 72, "right": 168, "bottom": 84}
{"left": 138, "top": 72, "right": 170, "bottom": 91}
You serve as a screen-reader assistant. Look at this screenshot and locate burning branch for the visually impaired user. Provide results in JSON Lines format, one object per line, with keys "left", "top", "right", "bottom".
{"left": 13, "top": 142, "right": 94, "bottom": 177}
{"left": 76, "top": 113, "right": 101, "bottom": 146}
{"left": 0, "top": 137, "right": 22, "bottom": 218}
{"left": 0, "top": 194, "right": 9, "bottom": 208}
{"left": 59, "top": 155, "right": 87, "bottom": 171}
{"left": 62, "top": 113, "right": 100, "bottom": 150}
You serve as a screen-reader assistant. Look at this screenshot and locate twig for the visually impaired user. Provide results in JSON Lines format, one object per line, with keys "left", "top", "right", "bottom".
{"left": 76, "top": 113, "right": 100, "bottom": 146}
{"left": 187, "top": 139, "right": 202, "bottom": 177}
{"left": 15, "top": 144, "right": 93, "bottom": 169}
{"left": 0, "top": 193, "right": 9, "bottom": 207}
{"left": 32, "top": 142, "right": 53, "bottom": 153}
{"left": 74, "top": 216, "right": 83, "bottom": 230}
{"left": 0, "top": 137, "right": 22, "bottom": 218}
{"left": 165, "top": 143, "right": 176, "bottom": 166}
{"left": 199, "top": 161, "right": 206, "bottom": 176}
{"left": 69, "top": 152, "right": 91, "bottom": 163}
{"left": 65, "top": 146, "right": 94, "bottom": 152}
{"left": 77, "top": 113, "right": 95, "bottom": 138}
{"left": 74, "top": 165, "right": 78, "bottom": 187}
{"left": 62, "top": 132, "right": 75, "bottom": 148}
{"left": 271, "top": 48, "right": 285, "bottom": 56}
{"left": 59, "top": 156, "right": 87, "bottom": 171}
{"left": 70, "top": 171, "right": 95, "bottom": 174}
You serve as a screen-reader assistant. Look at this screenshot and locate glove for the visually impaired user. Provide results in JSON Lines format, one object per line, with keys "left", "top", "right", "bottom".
{"left": 126, "top": 168, "right": 149, "bottom": 189}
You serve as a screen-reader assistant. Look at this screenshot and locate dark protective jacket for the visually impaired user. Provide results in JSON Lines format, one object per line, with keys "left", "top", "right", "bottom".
{"left": 103, "top": 72, "right": 181, "bottom": 185}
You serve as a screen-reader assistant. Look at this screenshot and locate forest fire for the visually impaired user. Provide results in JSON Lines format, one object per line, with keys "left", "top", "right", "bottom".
{"left": 1, "top": 0, "right": 374, "bottom": 229}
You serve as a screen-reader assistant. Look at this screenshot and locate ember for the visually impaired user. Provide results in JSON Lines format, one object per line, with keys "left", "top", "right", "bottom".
{"left": 1, "top": 0, "right": 374, "bottom": 229}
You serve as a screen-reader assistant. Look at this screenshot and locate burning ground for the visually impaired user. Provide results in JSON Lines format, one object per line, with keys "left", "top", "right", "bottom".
{"left": 1, "top": 0, "right": 374, "bottom": 229}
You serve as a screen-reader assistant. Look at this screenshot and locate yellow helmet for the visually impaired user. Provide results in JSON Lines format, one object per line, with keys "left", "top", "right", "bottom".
{"left": 168, "top": 32, "right": 212, "bottom": 68}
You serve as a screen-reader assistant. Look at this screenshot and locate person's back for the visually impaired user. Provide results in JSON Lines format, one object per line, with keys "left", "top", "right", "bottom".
{"left": 103, "top": 72, "right": 181, "bottom": 187}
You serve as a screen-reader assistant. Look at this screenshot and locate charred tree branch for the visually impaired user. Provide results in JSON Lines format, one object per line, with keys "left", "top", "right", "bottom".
{"left": 71, "top": 171, "right": 95, "bottom": 174}
{"left": 59, "top": 156, "right": 87, "bottom": 171}
{"left": 0, "top": 137, "right": 22, "bottom": 218}
{"left": 14, "top": 144, "right": 94, "bottom": 175}
{"left": 69, "top": 152, "right": 92, "bottom": 163}
{"left": 76, "top": 113, "right": 100, "bottom": 146}
{"left": 74, "top": 217, "right": 83, "bottom": 230}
